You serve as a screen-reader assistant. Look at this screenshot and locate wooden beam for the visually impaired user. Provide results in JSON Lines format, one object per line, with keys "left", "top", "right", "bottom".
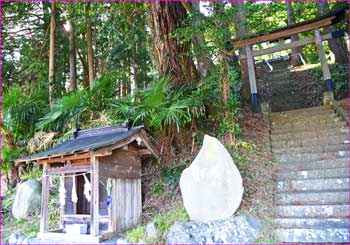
{"left": 38, "top": 152, "right": 91, "bottom": 164}
{"left": 240, "top": 33, "right": 333, "bottom": 59}
{"left": 16, "top": 151, "right": 90, "bottom": 166}
{"left": 90, "top": 156, "right": 99, "bottom": 237}
{"left": 234, "top": 16, "right": 334, "bottom": 47}
{"left": 92, "top": 135, "right": 139, "bottom": 156}
{"left": 40, "top": 163, "right": 49, "bottom": 233}
{"left": 138, "top": 130, "right": 160, "bottom": 158}
{"left": 47, "top": 165, "right": 91, "bottom": 175}
{"left": 314, "top": 28, "right": 333, "bottom": 90}
{"left": 138, "top": 149, "right": 152, "bottom": 156}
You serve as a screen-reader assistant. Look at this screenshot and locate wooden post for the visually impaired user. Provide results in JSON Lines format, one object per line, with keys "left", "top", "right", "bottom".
{"left": 40, "top": 163, "right": 49, "bottom": 233}
{"left": 245, "top": 45, "right": 259, "bottom": 111}
{"left": 314, "top": 28, "right": 334, "bottom": 90}
{"left": 90, "top": 156, "right": 99, "bottom": 236}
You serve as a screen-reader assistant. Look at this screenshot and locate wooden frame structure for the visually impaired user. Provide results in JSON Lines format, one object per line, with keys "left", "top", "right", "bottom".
{"left": 231, "top": 5, "right": 348, "bottom": 111}
{"left": 16, "top": 126, "right": 159, "bottom": 243}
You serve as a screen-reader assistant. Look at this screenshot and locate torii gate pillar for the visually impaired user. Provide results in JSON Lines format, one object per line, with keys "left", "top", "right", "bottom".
{"left": 245, "top": 45, "right": 259, "bottom": 112}
{"left": 314, "top": 28, "right": 334, "bottom": 91}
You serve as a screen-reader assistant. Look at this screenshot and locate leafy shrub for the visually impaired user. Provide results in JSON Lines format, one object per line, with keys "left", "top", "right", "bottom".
{"left": 111, "top": 77, "right": 205, "bottom": 137}
{"left": 309, "top": 63, "right": 349, "bottom": 99}
{"left": 151, "top": 206, "right": 189, "bottom": 241}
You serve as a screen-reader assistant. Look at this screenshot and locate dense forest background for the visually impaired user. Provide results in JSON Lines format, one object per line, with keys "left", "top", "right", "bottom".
{"left": 2, "top": 1, "right": 349, "bottom": 189}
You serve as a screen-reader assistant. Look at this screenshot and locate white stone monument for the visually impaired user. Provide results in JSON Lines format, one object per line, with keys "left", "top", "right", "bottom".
{"left": 180, "top": 135, "right": 244, "bottom": 221}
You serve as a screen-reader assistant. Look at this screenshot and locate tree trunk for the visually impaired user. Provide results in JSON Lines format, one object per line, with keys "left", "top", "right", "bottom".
{"left": 286, "top": 1, "right": 302, "bottom": 67}
{"left": 68, "top": 14, "right": 77, "bottom": 91}
{"left": 85, "top": 3, "right": 95, "bottom": 88}
{"left": 48, "top": 3, "right": 56, "bottom": 110}
{"left": 148, "top": 2, "right": 198, "bottom": 86}
{"left": 214, "top": 2, "right": 234, "bottom": 144}
{"left": 129, "top": 15, "right": 138, "bottom": 93}
{"left": 317, "top": 2, "right": 348, "bottom": 64}
{"left": 232, "top": 2, "right": 250, "bottom": 104}
{"left": 4, "top": 133, "right": 19, "bottom": 188}
{"left": 188, "top": 2, "right": 214, "bottom": 78}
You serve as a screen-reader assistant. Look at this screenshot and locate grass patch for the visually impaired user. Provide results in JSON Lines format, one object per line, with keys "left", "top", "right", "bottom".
{"left": 126, "top": 205, "right": 189, "bottom": 244}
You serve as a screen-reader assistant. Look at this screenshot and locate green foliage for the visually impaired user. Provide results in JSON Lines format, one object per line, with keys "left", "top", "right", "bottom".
{"left": 309, "top": 63, "right": 349, "bottom": 97}
{"left": 111, "top": 77, "right": 205, "bottom": 137}
{"left": 17, "top": 214, "right": 40, "bottom": 237}
{"left": 151, "top": 206, "right": 189, "bottom": 241}
{"left": 160, "top": 161, "right": 188, "bottom": 194}
{"left": 36, "top": 90, "right": 89, "bottom": 132}
{"left": 20, "top": 167, "right": 43, "bottom": 181}
{"left": 1, "top": 189, "right": 15, "bottom": 213}
{"left": 231, "top": 141, "right": 255, "bottom": 166}
{"left": 1, "top": 145, "right": 26, "bottom": 174}
{"left": 126, "top": 205, "right": 189, "bottom": 244}
{"left": 126, "top": 226, "right": 146, "bottom": 243}
{"left": 152, "top": 182, "right": 164, "bottom": 195}
{"left": 3, "top": 85, "right": 48, "bottom": 141}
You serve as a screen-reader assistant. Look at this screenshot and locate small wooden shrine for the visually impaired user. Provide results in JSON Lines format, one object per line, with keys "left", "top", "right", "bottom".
{"left": 16, "top": 125, "right": 159, "bottom": 243}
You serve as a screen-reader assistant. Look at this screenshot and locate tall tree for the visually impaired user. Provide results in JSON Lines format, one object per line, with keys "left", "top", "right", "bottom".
{"left": 232, "top": 2, "right": 250, "bottom": 104}
{"left": 286, "top": 1, "right": 302, "bottom": 67}
{"left": 148, "top": 2, "right": 198, "bottom": 86}
{"left": 48, "top": 3, "right": 56, "bottom": 110}
{"left": 181, "top": 2, "right": 214, "bottom": 78}
{"left": 316, "top": 2, "right": 348, "bottom": 64}
{"left": 68, "top": 11, "right": 77, "bottom": 91}
{"left": 85, "top": 3, "right": 95, "bottom": 88}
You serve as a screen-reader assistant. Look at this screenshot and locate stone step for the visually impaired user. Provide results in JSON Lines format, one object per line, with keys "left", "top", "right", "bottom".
{"left": 271, "top": 99, "right": 306, "bottom": 107}
{"left": 274, "top": 204, "right": 350, "bottom": 218}
{"left": 270, "top": 89, "right": 305, "bottom": 95}
{"left": 271, "top": 103, "right": 306, "bottom": 112}
{"left": 275, "top": 228, "right": 350, "bottom": 243}
{"left": 271, "top": 105, "right": 306, "bottom": 113}
{"left": 270, "top": 106, "right": 331, "bottom": 118}
{"left": 275, "top": 168, "right": 350, "bottom": 181}
{"left": 275, "top": 190, "right": 349, "bottom": 206}
{"left": 271, "top": 112, "right": 338, "bottom": 125}
{"left": 271, "top": 127, "right": 349, "bottom": 142}
{"left": 275, "top": 150, "right": 349, "bottom": 163}
{"left": 272, "top": 134, "right": 348, "bottom": 149}
{"left": 271, "top": 121, "right": 347, "bottom": 135}
{"left": 272, "top": 143, "right": 349, "bottom": 154}
{"left": 275, "top": 158, "right": 349, "bottom": 172}
{"left": 272, "top": 116, "right": 341, "bottom": 130}
{"left": 276, "top": 178, "right": 350, "bottom": 192}
{"left": 275, "top": 218, "right": 350, "bottom": 229}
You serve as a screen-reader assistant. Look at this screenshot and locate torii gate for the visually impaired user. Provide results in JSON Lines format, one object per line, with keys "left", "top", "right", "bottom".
{"left": 232, "top": 4, "right": 349, "bottom": 111}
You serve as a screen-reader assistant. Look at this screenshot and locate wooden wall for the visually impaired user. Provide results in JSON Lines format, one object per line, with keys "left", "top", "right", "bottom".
{"left": 111, "top": 179, "right": 142, "bottom": 231}
{"left": 98, "top": 147, "right": 141, "bottom": 179}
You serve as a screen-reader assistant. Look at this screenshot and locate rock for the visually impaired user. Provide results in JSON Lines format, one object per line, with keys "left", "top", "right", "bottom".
{"left": 12, "top": 179, "right": 42, "bottom": 219}
{"left": 146, "top": 222, "right": 159, "bottom": 240}
{"left": 8, "top": 234, "right": 27, "bottom": 245}
{"left": 20, "top": 237, "right": 30, "bottom": 245}
{"left": 8, "top": 234, "right": 19, "bottom": 244}
{"left": 166, "top": 215, "right": 261, "bottom": 244}
{"left": 179, "top": 135, "right": 244, "bottom": 221}
{"left": 115, "top": 237, "right": 129, "bottom": 244}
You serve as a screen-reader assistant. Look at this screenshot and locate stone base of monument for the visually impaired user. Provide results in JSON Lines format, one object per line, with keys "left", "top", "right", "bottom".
{"left": 166, "top": 215, "right": 261, "bottom": 244}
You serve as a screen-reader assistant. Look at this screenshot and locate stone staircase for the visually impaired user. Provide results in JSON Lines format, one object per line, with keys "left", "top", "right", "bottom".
{"left": 270, "top": 105, "right": 350, "bottom": 243}
{"left": 256, "top": 58, "right": 325, "bottom": 112}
